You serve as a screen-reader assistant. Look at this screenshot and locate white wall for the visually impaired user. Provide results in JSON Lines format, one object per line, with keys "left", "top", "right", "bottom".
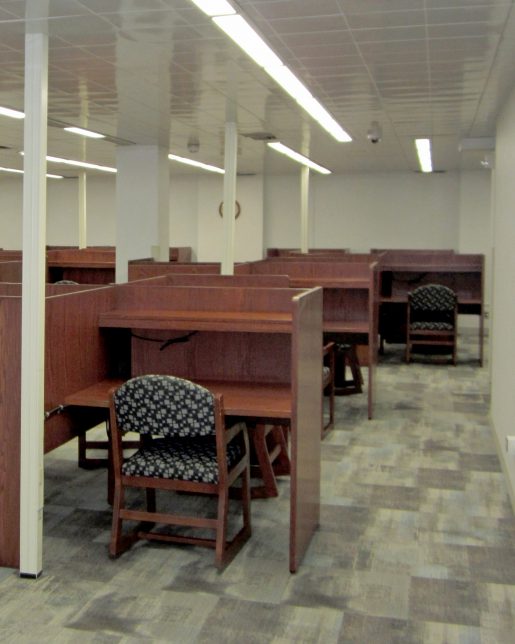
{"left": 0, "top": 176, "right": 23, "bottom": 248}
{"left": 197, "top": 175, "right": 264, "bottom": 262}
{"left": 490, "top": 85, "right": 515, "bottom": 509}
{"left": 170, "top": 175, "right": 199, "bottom": 259}
{"left": 2, "top": 169, "right": 490, "bottom": 261}
{"left": 263, "top": 170, "right": 491, "bottom": 254}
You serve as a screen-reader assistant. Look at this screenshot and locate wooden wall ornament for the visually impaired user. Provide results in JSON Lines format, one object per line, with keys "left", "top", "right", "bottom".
{"left": 218, "top": 200, "right": 241, "bottom": 219}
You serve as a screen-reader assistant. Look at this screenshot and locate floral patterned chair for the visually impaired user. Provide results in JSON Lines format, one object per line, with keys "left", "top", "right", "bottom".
{"left": 108, "top": 374, "right": 251, "bottom": 568}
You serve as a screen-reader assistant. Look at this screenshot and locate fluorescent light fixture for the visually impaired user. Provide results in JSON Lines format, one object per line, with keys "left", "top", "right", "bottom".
{"left": 296, "top": 95, "right": 351, "bottom": 142}
{"left": 210, "top": 14, "right": 351, "bottom": 143}
{"left": 22, "top": 151, "right": 116, "bottom": 173}
{"left": 0, "top": 166, "right": 63, "bottom": 179}
{"left": 189, "top": 0, "right": 235, "bottom": 16}
{"left": 267, "top": 142, "right": 331, "bottom": 175}
{"left": 415, "top": 138, "right": 433, "bottom": 173}
{"left": 264, "top": 65, "right": 312, "bottom": 104}
{"left": 168, "top": 154, "right": 225, "bottom": 174}
{"left": 64, "top": 126, "right": 105, "bottom": 139}
{"left": 0, "top": 106, "right": 25, "bottom": 119}
{"left": 213, "top": 14, "right": 283, "bottom": 69}
{"left": 45, "top": 154, "right": 117, "bottom": 173}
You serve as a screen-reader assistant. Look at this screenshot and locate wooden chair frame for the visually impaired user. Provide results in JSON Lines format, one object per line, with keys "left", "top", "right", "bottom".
{"left": 108, "top": 384, "right": 251, "bottom": 569}
{"left": 406, "top": 285, "right": 458, "bottom": 365}
{"left": 322, "top": 341, "right": 335, "bottom": 437}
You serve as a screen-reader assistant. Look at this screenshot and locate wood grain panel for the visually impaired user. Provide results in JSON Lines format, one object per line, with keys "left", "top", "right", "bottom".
{"left": 290, "top": 287, "right": 323, "bottom": 572}
{"left": 128, "top": 262, "right": 221, "bottom": 281}
{"left": 0, "top": 261, "right": 22, "bottom": 282}
{"left": 0, "top": 299, "right": 21, "bottom": 567}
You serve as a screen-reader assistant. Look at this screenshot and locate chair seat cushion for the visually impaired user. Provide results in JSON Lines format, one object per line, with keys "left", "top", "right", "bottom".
{"left": 121, "top": 437, "right": 244, "bottom": 483}
{"left": 410, "top": 321, "right": 454, "bottom": 331}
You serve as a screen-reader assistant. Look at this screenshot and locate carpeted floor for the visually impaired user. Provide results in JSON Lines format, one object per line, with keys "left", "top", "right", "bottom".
{"left": 1, "top": 332, "right": 514, "bottom": 643}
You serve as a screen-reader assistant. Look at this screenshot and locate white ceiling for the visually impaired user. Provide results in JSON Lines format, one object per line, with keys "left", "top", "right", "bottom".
{"left": 0, "top": 0, "right": 514, "bottom": 177}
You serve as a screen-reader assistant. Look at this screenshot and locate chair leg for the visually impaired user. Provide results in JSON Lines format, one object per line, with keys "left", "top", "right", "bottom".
{"left": 216, "top": 464, "right": 252, "bottom": 570}
{"left": 215, "top": 489, "right": 229, "bottom": 568}
{"left": 109, "top": 483, "right": 125, "bottom": 558}
{"left": 241, "top": 461, "right": 252, "bottom": 532}
{"left": 347, "top": 345, "right": 363, "bottom": 391}
{"left": 248, "top": 424, "right": 280, "bottom": 498}
{"left": 269, "top": 425, "right": 290, "bottom": 476}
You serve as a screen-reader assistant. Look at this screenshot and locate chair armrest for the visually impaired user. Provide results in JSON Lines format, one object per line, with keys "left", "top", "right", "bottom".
{"left": 225, "top": 420, "right": 247, "bottom": 444}
{"left": 323, "top": 341, "right": 335, "bottom": 358}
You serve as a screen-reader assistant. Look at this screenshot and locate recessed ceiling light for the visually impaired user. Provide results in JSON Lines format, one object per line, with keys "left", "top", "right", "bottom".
{"left": 189, "top": 0, "right": 235, "bottom": 16}
{"left": 203, "top": 6, "right": 352, "bottom": 143}
{"left": 46, "top": 155, "right": 116, "bottom": 173}
{"left": 415, "top": 139, "right": 432, "bottom": 173}
{"left": 213, "top": 14, "right": 283, "bottom": 69}
{"left": 64, "top": 126, "right": 105, "bottom": 139}
{"left": 168, "top": 154, "right": 225, "bottom": 174}
{"left": 21, "top": 152, "right": 116, "bottom": 173}
{"left": 0, "top": 106, "right": 25, "bottom": 119}
{"left": 0, "top": 166, "right": 63, "bottom": 179}
{"left": 267, "top": 142, "right": 331, "bottom": 175}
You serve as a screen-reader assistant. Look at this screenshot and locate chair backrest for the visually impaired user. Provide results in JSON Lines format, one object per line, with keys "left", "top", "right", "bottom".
{"left": 113, "top": 374, "right": 216, "bottom": 438}
{"left": 408, "top": 284, "right": 457, "bottom": 324}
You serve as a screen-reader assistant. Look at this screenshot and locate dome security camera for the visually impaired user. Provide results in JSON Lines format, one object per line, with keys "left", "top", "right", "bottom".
{"left": 187, "top": 136, "right": 200, "bottom": 153}
{"left": 367, "top": 121, "right": 382, "bottom": 144}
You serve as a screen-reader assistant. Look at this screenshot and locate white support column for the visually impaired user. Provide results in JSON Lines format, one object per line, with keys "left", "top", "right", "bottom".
{"left": 221, "top": 122, "right": 238, "bottom": 275}
{"left": 115, "top": 145, "right": 169, "bottom": 283}
{"left": 20, "top": 29, "right": 48, "bottom": 578}
{"left": 300, "top": 165, "right": 310, "bottom": 253}
{"left": 78, "top": 171, "right": 87, "bottom": 248}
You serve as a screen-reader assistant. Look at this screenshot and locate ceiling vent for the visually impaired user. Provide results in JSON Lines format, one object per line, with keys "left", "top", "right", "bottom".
{"left": 242, "top": 132, "right": 277, "bottom": 141}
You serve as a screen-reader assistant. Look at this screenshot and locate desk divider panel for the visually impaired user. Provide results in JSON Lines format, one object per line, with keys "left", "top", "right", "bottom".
{"left": 290, "top": 287, "right": 323, "bottom": 572}
{"left": 0, "top": 285, "right": 122, "bottom": 568}
{"left": 128, "top": 262, "right": 221, "bottom": 281}
{"left": 46, "top": 248, "right": 116, "bottom": 265}
{"left": 0, "top": 297, "right": 22, "bottom": 567}
{"left": 100, "top": 283, "right": 323, "bottom": 570}
{"left": 373, "top": 249, "right": 455, "bottom": 258}
{"left": 242, "top": 255, "right": 380, "bottom": 269}
{"left": 0, "top": 283, "right": 22, "bottom": 296}
{"left": 236, "top": 260, "right": 379, "bottom": 419}
{"left": 44, "top": 286, "right": 121, "bottom": 452}
{"left": 0, "top": 250, "right": 22, "bottom": 260}
{"left": 0, "top": 261, "right": 22, "bottom": 282}
{"left": 267, "top": 248, "right": 349, "bottom": 257}
{"left": 157, "top": 273, "right": 291, "bottom": 288}
{"left": 378, "top": 253, "right": 484, "bottom": 364}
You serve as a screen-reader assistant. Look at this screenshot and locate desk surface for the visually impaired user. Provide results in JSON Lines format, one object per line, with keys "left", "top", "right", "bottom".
{"left": 99, "top": 309, "right": 293, "bottom": 333}
{"left": 289, "top": 277, "right": 370, "bottom": 289}
{"left": 323, "top": 320, "right": 369, "bottom": 334}
{"left": 65, "top": 378, "right": 292, "bottom": 419}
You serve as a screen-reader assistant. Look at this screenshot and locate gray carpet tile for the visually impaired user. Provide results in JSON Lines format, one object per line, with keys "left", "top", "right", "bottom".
{"left": 1, "top": 332, "right": 515, "bottom": 643}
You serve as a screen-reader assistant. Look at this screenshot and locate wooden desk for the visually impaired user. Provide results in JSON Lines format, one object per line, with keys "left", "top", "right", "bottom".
{"left": 236, "top": 259, "right": 379, "bottom": 419}
{"left": 94, "top": 283, "right": 323, "bottom": 572}
{"left": 66, "top": 378, "right": 291, "bottom": 419}
{"left": 0, "top": 284, "right": 123, "bottom": 568}
{"left": 130, "top": 273, "right": 291, "bottom": 288}
{"left": 0, "top": 261, "right": 22, "bottom": 282}
{"left": 266, "top": 248, "right": 349, "bottom": 257}
{"left": 378, "top": 253, "right": 484, "bottom": 364}
{"left": 128, "top": 262, "right": 221, "bottom": 281}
